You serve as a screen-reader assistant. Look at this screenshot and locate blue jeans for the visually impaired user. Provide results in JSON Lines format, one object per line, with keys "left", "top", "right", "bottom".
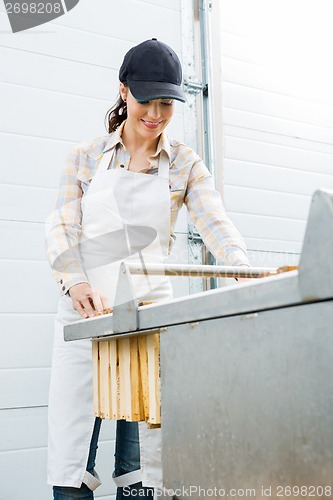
{"left": 53, "top": 419, "right": 153, "bottom": 500}
{"left": 114, "top": 420, "right": 154, "bottom": 500}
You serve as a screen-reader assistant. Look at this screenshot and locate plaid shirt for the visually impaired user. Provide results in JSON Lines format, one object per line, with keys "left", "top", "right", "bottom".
{"left": 45, "top": 121, "right": 250, "bottom": 295}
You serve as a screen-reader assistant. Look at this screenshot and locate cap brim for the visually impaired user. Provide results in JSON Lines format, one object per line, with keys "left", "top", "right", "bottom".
{"left": 128, "top": 80, "right": 186, "bottom": 103}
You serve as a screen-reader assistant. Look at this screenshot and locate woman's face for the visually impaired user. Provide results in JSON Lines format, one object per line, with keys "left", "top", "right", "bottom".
{"left": 120, "top": 83, "right": 175, "bottom": 141}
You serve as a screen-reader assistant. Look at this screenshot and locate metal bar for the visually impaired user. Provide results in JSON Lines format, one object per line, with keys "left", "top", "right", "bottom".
{"left": 91, "top": 328, "right": 163, "bottom": 342}
{"left": 126, "top": 263, "right": 291, "bottom": 278}
{"left": 64, "top": 270, "right": 303, "bottom": 343}
{"left": 183, "top": 80, "right": 206, "bottom": 94}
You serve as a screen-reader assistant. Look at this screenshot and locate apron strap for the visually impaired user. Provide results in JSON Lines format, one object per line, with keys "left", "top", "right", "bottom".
{"left": 97, "top": 148, "right": 115, "bottom": 171}
{"left": 158, "top": 150, "right": 170, "bottom": 180}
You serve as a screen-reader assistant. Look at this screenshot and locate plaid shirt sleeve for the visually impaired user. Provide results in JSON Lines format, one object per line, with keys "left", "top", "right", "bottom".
{"left": 45, "top": 144, "right": 89, "bottom": 296}
{"left": 184, "top": 156, "right": 250, "bottom": 267}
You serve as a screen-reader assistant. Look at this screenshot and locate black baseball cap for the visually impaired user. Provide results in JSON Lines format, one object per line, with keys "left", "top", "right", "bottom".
{"left": 119, "top": 38, "right": 186, "bottom": 103}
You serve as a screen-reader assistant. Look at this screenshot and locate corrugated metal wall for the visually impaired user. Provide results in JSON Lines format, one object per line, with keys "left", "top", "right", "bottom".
{"left": 220, "top": 0, "right": 333, "bottom": 269}
{"left": 0, "top": 1, "right": 184, "bottom": 499}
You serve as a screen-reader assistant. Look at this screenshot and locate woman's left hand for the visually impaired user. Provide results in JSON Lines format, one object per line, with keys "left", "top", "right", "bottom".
{"left": 68, "top": 283, "right": 110, "bottom": 318}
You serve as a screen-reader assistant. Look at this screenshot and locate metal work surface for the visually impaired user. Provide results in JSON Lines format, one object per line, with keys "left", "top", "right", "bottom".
{"left": 160, "top": 300, "right": 333, "bottom": 497}
{"left": 64, "top": 271, "right": 299, "bottom": 341}
{"left": 64, "top": 189, "right": 333, "bottom": 343}
{"left": 64, "top": 267, "right": 300, "bottom": 342}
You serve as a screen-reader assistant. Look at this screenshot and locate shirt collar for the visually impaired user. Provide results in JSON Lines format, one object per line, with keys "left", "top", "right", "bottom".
{"left": 102, "top": 121, "right": 126, "bottom": 154}
{"left": 102, "top": 120, "right": 171, "bottom": 161}
{"left": 150, "top": 130, "right": 171, "bottom": 161}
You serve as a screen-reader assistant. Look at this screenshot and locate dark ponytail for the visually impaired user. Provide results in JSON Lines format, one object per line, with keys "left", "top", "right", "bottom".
{"left": 104, "top": 87, "right": 128, "bottom": 133}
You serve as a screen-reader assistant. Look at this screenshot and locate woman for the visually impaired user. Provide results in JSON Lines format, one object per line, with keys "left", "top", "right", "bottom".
{"left": 46, "top": 38, "right": 250, "bottom": 500}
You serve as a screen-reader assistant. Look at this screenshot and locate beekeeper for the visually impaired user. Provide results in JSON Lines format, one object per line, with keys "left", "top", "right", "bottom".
{"left": 45, "top": 38, "right": 250, "bottom": 500}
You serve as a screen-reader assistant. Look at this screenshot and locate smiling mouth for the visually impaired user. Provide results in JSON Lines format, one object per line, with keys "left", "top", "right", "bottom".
{"left": 142, "top": 120, "right": 162, "bottom": 129}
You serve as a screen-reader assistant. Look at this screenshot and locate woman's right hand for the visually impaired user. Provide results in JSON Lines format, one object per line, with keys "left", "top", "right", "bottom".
{"left": 68, "top": 283, "right": 110, "bottom": 319}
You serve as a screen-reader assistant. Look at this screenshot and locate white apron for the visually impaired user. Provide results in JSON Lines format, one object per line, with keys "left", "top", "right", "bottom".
{"left": 47, "top": 145, "right": 173, "bottom": 491}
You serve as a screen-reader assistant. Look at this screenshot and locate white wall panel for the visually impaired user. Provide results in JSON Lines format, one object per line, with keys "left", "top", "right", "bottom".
{"left": 224, "top": 159, "right": 333, "bottom": 197}
{"left": 0, "top": 407, "right": 48, "bottom": 451}
{"left": 220, "top": 0, "right": 333, "bottom": 269}
{"left": 223, "top": 82, "right": 333, "bottom": 131}
{"left": 0, "top": 221, "right": 48, "bottom": 259}
{"left": 220, "top": 0, "right": 333, "bottom": 96}
{"left": 0, "top": 83, "right": 109, "bottom": 141}
{"left": 228, "top": 212, "right": 306, "bottom": 244}
{"left": 52, "top": 0, "right": 182, "bottom": 52}
{"left": 223, "top": 106, "right": 333, "bottom": 147}
{"left": 138, "top": 0, "right": 180, "bottom": 10}
{"left": 0, "top": 133, "right": 73, "bottom": 188}
{"left": 0, "top": 447, "right": 52, "bottom": 500}
{"left": 0, "top": 316, "right": 54, "bottom": 369}
{"left": 0, "top": 0, "right": 182, "bottom": 51}
{"left": 0, "top": 260, "right": 68, "bottom": 312}
{"left": 221, "top": 49, "right": 333, "bottom": 110}
{"left": 246, "top": 249, "right": 300, "bottom": 268}
{"left": 0, "top": 368, "right": 50, "bottom": 408}
{"left": 243, "top": 237, "right": 303, "bottom": 255}
{"left": 0, "top": 46, "right": 118, "bottom": 101}
{"left": 0, "top": 12, "right": 130, "bottom": 69}
{"left": 224, "top": 185, "right": 311, "bottom": 220}
{"left": 224, "top": 124, "right": 333, "bottom": 155}
{"left": 0, "top": 184, "right": 56, "bottom": 222}
{"left": 224, "top": 135, "right": 333, "bottom": 176}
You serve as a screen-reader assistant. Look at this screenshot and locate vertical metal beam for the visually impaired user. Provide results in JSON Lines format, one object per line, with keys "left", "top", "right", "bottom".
{"left": 181, "top": 0, "right": 206, "bottom": 294}
{"left": 198, "top": 0, "right": 219, "bottom": 289}
{"left": 181, "top": 0, "right": 224, "bottom": 291}
{"left": 181, "top": 0, "right": 201, "bottom": 154}
{"left": 204, "top": 0, "right": 225, "bottom": 199}
{"left": 199, "top": 0, "right": 213, "bottom": 174}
